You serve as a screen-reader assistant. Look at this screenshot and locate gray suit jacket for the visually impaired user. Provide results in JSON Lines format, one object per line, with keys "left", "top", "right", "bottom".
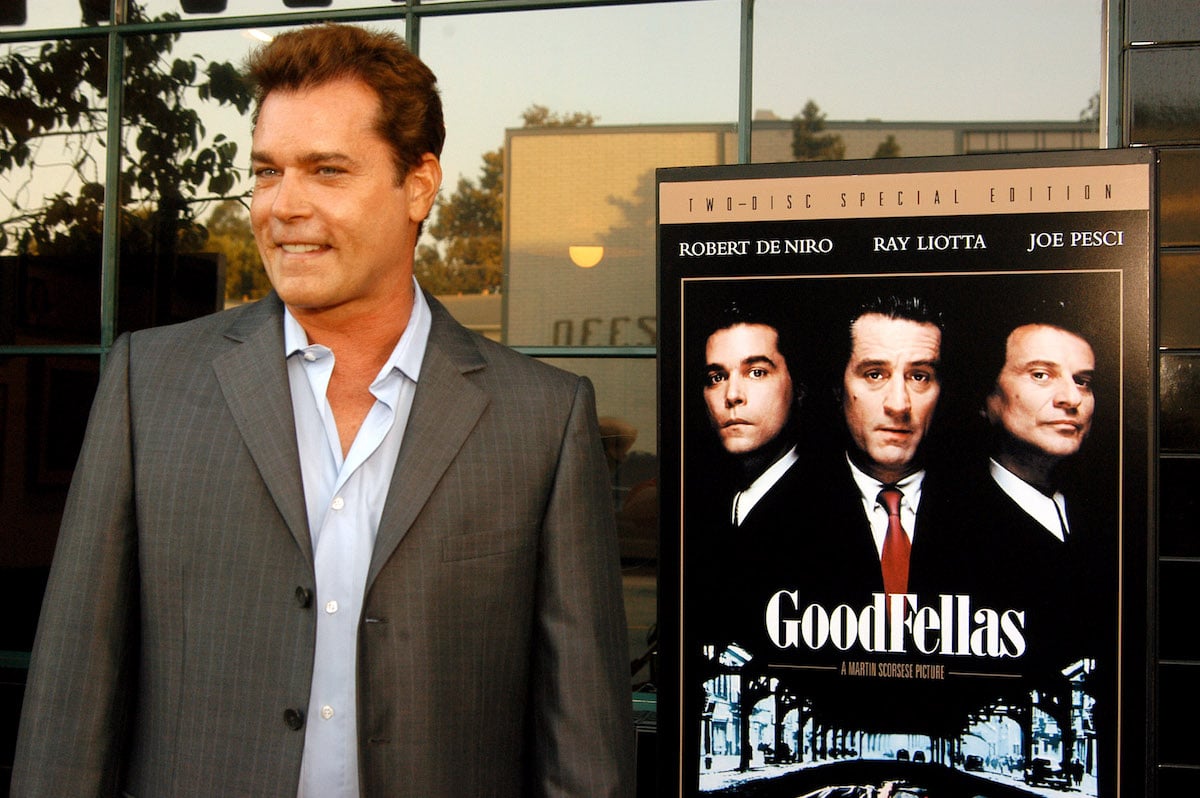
{"left": 12, "top": 293, "right": 634, "bottom": 797}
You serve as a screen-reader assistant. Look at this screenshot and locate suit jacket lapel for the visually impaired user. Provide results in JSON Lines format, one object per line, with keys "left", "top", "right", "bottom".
{"left": 211, "top": 294, "right": 312, "bottom": 563}
{"left": 367, "top": 295, "right": 489, "bottom": 588}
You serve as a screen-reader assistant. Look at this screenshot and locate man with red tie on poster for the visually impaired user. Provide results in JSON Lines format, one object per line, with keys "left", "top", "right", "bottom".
{"left": 806, "top": 295, "right": 967, "bottom": 610}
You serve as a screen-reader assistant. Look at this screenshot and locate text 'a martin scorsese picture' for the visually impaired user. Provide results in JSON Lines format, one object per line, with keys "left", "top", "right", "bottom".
{"left": 657, "top": 151, "right": 1153, "bottom": 798}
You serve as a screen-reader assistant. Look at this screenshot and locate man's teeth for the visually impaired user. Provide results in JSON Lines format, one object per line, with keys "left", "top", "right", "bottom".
{"left": 281, "top": 244, "right": 323, "bottom": 253}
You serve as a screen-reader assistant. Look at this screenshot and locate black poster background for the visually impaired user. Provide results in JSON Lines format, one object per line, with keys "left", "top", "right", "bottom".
{"left": 657, "top": 150, "right": 1154, "bottom": 798}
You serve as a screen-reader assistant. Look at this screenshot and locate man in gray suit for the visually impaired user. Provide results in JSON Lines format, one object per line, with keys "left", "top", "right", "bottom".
{"left": 13, "top": 24, "right": 633, "bottom": 798}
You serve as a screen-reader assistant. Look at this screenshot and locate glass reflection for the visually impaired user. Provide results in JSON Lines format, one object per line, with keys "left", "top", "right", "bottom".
{"left": 1128, "top": 0, "right": 1200, "bottom": 44}
{"left": 1161, "top": 354, "right": 1200, "bottom": 453}
{"left": 752, "top": 0, "right": 1102, "bottom": 160}
{"left": 137, "top": 0, "right": 398, "bottom": 17}
{"left": 541, "top": 355, "right": 658, "bottom": 688}
{"left": 421, "top": 1, "right": 738, "bottom": 348}
{"left": 1129, "top": 48, "right": 1200, "bottom": 145}
{"left": 1159, "top": 149, "right": 1200, "bottom": 247}
{"left": 0, "top": 355, "right": 100, "bottom": 570}
{"left": 1159, "top": 561, "right": 1200, "bottom": 661}
{"left": 1160, "top": 252, "right": 1200, "bottom": 350}
{"left": 116, "top": 26, "right": 260, "bottom": 332}
{"left": 1157, "top": 663, "right": 1200, "bottom": 765}
{"left": 1159, "top": 458, "right": 1200, "bottom": 558}
{"left": 541, "top": 356, "right": 658, "bottom": 554}
{"left": 0, "top": 38, "right": 108, "bottom": 344}
{"left": 0, "top": 0, "right": 109, "bottom": 30}
{"left": 106, "top": 26, "right": 250, "bottom": 330}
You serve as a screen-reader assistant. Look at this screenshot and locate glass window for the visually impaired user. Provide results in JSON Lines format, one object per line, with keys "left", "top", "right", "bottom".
{"left": 1128, "top": 47, "right": 1200, "bottom": 145}
{"left": 1159, "top": 457, "right": 1200, "bottom": 558}
{"left": 0, "top": 38, "right": 108, "bottom": 345}
{"left": 1161, "top": 354, "right": 1200, "bottom": 453}
{"left": 541, "top": 356, "right": 658, "bottom": 683}
{"left": 0, "top": 1, "right": 108, "bottom": 30}
{"left": 1159, "top": 148, "right": 1200, "bottom": 247}
{"left": 1159, "top": 561, "right": 1200, "bottom": 661}
{"left": 1158, "top": 663, "right": 1200, "bottom": 765}
{"left": 1160, "top": 251, "right": 1200, "bottom": 350}
{"left": 0, "top": 355, "right": 99, "bottom": 569}
{"left": 1128, "top": 0, "right": 1200, "bottom": 45}
{"left": 752, "top": 0, "right": 1102, "bottom": 161}
{"left": 116, "top": 27, "right": 264, "bottom": 332}
{"left": 420, "top": 1, "right": 739, "bottom": 349}
{"left": 138, "top": 0, "right": 399, "bottom": 17}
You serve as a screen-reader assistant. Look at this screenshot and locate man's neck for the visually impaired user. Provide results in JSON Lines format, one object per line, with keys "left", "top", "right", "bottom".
{"left": 733, "top": 435, "right": 796, "bottom": 489}
{"left": 992, "top": 440, "right": 1059, "bottom": 496}
{"left": 845, "top": 447, "right": 919, "bottom": 486}
{"left": 288, "top": 284, "right": 417, "bottom": 458}
{"left": 289, "top": 287, "right": 415, "bottom": 373}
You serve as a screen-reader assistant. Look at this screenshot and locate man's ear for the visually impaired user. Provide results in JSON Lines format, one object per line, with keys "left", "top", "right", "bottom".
{"left": 983, "top": 390, "right": 1002, "bottom": 424}
{"left": 406, "top": 153, "right": 443, "bottom": 223}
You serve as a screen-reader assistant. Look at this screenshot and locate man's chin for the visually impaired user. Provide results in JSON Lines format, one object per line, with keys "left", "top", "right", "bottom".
{"left": 721, "top": 440, "right": 762, "bottom": 457}
{"left": 862, "top": 446, "right": 919, "bottom": 479}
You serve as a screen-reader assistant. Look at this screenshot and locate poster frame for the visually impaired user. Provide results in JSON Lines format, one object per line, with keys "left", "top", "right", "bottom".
{"left": 656, "top": 148, "right": 1156, "bottom": 798}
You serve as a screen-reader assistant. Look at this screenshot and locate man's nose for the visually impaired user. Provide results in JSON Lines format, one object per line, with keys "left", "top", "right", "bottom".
{"left": 882, "top": 376, "right": 911, "bottom": 415}
{"left": 724, "top": 376, "right": 746, "bottom": 407}
{"left": 1054, "top": 377, "right": 1084, "bottom": 408}
{"left": 269, "top": 172, "right": 311, "bottom": 220}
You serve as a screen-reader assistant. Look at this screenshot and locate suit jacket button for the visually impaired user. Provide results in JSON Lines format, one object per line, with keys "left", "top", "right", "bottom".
{"left": 283, "top": 708, "right": 305, "bottom": 730}
{"left": 295, "top": 586, "right": 313, "bottom": 608}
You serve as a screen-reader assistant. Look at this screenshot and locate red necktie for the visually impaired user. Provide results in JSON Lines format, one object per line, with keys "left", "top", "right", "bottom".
{"left": 878, "top": 486, "right": 910, "bottom": 597}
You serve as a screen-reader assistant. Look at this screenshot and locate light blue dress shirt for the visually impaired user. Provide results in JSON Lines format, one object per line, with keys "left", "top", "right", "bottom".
{"left": 284, "top": 285, "right": 430, "bottom": 798}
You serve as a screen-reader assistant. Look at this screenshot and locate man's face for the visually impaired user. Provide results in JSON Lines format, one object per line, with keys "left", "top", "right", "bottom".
{"left": 703, "top": 323, "right": 795, "bottom": 456}
{"left": 250, "top": 77, "right": 440, "bottom": 319}
{"left": 842, "top": 313, "right": 942, "bottom": 483}
{"left": 987, "top": 324, "right": 1095, "bottom": 459}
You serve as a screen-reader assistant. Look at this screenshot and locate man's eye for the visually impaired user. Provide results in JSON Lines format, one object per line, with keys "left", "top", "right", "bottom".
{"left": 253, "top": 167, "right": 277, "bottom": 179}
{"left": 864, "top": 370, "right": 885, "bottom": 381}
{"left": 1030, "top": 370, "right": 1051, "bottom": 382}
{"left": 747, "top": 367, "right": 768, "bottom": 379}
{"left": 706, "top": 372, "right": 726, "bottom": 386}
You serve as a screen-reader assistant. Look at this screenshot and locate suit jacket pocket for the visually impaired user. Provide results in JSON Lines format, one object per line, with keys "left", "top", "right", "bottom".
{"left": 441, "top": 526, "right": 535, "bottom": 562}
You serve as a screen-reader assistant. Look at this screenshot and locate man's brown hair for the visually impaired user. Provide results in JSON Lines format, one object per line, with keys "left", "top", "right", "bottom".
{"left": 245, "top": 23, "right": 445, "bottom": 182}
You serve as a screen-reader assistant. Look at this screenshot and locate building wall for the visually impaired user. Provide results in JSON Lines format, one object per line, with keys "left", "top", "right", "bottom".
{"left": 1125, "top": 0, "right": 1200, "bottom": 789}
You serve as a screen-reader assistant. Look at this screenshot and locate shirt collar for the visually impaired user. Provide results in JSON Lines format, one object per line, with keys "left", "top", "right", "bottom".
{"left": 845, "top": 452, "right": 925, "bottom": 508}
{"left": 282, "top": 278, "right": 431, "bottom": 385}
{"left": 989, "top": 458, "right": 1069, "bottom": 541}
{"left": 732, "top": 445, "right": 799, "bottom": 525}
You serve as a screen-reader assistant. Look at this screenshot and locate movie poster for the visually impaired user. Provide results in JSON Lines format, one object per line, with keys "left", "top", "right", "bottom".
{"left": 657, "top": 151, "right": 1153, "bottom": 798}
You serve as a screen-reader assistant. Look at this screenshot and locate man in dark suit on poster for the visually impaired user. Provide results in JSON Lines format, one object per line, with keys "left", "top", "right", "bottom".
{"left": 691, "top": 301, "right": 808, "bottom": 652}
{"left": 809, "top": 295, "right": 966, "bottom": 608}
{"left": 975, "top": 315, "right": 1102, "bottom": 667}
{"left": 12, "top": 23, "right": 633, "bottom": 798}
{"left": 700, "top": 302, "right": 805, "bottom": 534}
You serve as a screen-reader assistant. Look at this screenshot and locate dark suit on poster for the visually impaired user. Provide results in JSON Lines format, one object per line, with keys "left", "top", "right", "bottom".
{"left": 798, "top": 456, "right": 974, "bottom": 609}
{"left": 966, "top": 465, "right": 1104, "bottom": 671}
{"left": 688, "top": 455, "right": 800, "bottom": 654}
{"left": 12, "top": 293, "right": 633, "bottom": 797}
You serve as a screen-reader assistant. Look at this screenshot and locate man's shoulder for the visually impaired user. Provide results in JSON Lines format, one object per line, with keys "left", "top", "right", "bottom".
{"left": 425, "top": 294, "right": 583, "bottom": 394}
{"left": 125, "top": 296, "right": 278, "bottom": 354}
